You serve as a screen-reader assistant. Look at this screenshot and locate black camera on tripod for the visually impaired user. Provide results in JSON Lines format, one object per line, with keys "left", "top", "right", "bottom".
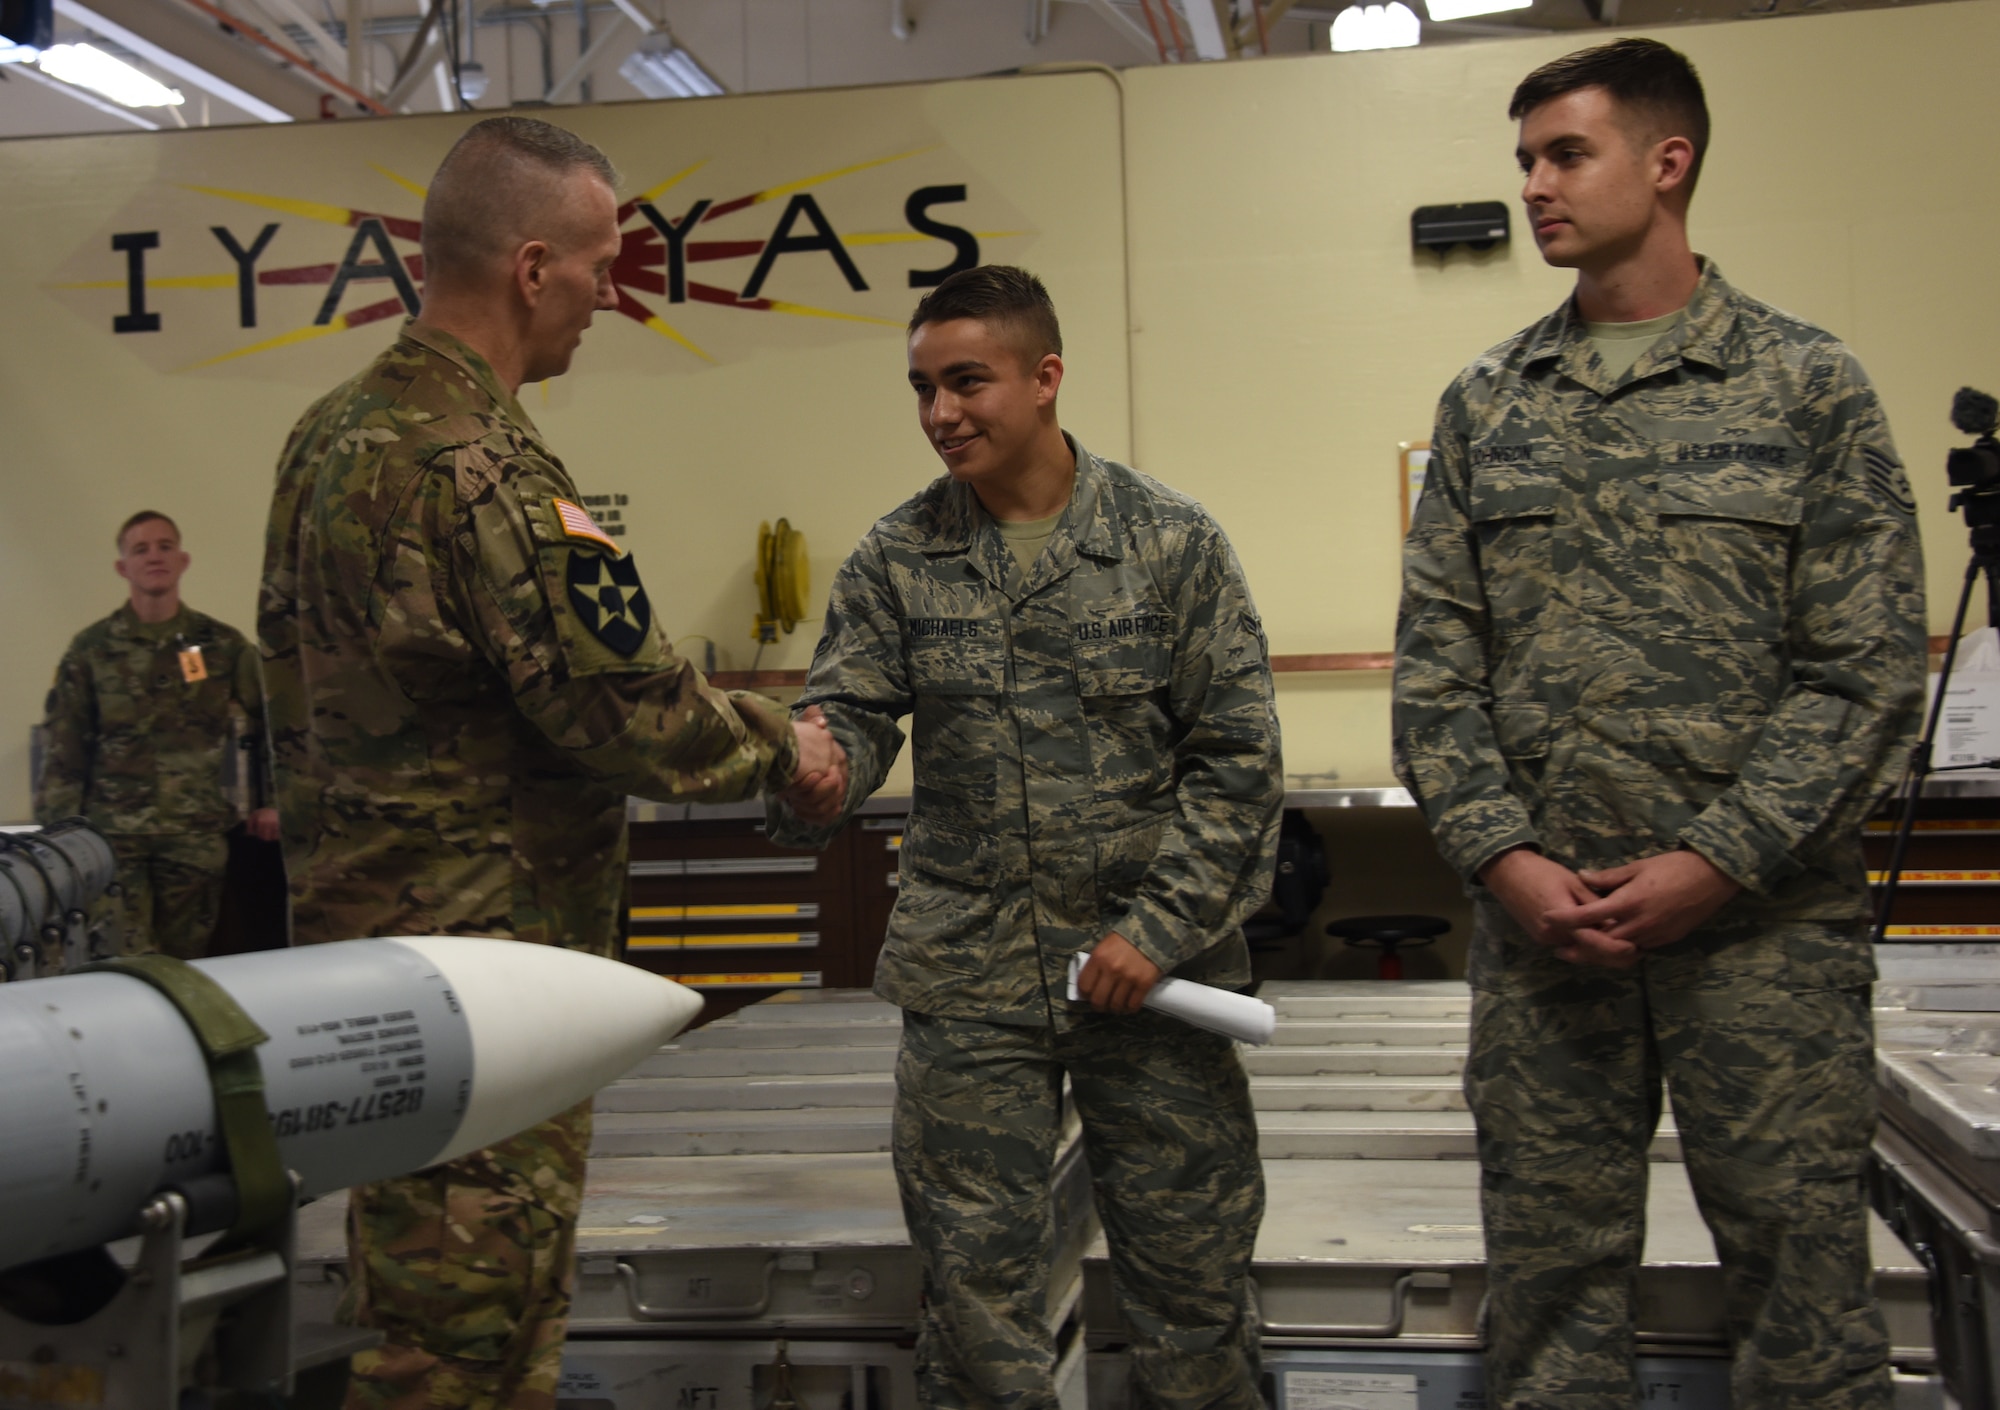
{"left": 1948, "top": 387, "right": 2000, "bottom": 546}
{"left": 1873, "top": 387, "right": 2000, "bottom": 940}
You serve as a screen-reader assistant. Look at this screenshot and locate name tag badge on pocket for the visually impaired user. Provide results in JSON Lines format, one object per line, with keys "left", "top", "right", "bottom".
{"left": 178, "top": 645, "right": 207, "bottom": 683}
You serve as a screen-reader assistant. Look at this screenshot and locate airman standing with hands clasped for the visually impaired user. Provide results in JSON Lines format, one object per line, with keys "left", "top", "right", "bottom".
{"left": 1393, "top": 39, "right": 1928, "bottom": 1409}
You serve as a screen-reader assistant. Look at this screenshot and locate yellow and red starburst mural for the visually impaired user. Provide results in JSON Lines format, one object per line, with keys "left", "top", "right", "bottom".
{"left": 46, "top": 141, "right": 1029, "bottom": 379}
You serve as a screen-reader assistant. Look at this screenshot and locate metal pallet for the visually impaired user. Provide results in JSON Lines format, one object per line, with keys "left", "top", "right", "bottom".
{"left": 293, "top": 989, "right": 1095, "bottom": 1410}
{"left": 1080, "top": 978, "right": 1937, "bottom": 1408}
{"left": 1872, "top": 975, "right": 2000, "bottom": 1407}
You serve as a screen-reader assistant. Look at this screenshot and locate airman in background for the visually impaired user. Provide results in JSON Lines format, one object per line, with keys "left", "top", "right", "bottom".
{"left": 36, "top": 510, "right": 277, "bottom": 963}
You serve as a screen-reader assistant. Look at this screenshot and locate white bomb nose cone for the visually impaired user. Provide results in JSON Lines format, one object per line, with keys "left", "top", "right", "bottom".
{"left": 387, "top": 937, "right": 703, "bottom": 1161}
{"left": 0, "top": 936, "right": 703, "bottom": 1273}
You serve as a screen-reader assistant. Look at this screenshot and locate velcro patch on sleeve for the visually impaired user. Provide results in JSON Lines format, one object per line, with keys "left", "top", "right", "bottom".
{"left": 566, "top": 548, "right": 653, "bottom": 658}
{"left": 554, "top": 497, "right": 622, "bottom": 554}
{"left": 1862, "top": 447, "right": 1919, "bottom": 519}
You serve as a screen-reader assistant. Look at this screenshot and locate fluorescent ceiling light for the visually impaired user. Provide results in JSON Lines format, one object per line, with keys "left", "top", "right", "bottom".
{"left": 51, "top": 0, "right": 292, "bottom": 123}
{"left": 1329, "top": 2, "right": 1420, "bottom": 50}
{"left": 38, "top": 41, "right": 183, "bottom": 105}
{"left": 0, "top": 39, "right": 38, "bottom": 63}
{"left": 617, "top": 32, "right": 722, "bottom": 99}
{"left": 1424, "top": 0, "right": 1531, "bottom": 20}
{"left": 9, "top": 51, "right": 158, "bottom": 126}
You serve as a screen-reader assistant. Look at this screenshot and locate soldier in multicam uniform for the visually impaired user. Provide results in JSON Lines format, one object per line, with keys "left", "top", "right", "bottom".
{"left": 36, "top": 510, "right": 279, "bottom": 963}
{"left": 770, "top": 266, "right": 1280, "bottom": 1409}
{"left": 259, "top": 117, "right": 841, "bottom": 1410}
{"left": 1393, "top": 39, "right": 1927, "bottom": 1409}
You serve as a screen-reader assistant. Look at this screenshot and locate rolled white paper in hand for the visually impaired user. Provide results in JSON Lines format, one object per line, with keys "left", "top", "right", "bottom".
{"left": 1066, "top": 951, "right": 1277, "bottom": 1046}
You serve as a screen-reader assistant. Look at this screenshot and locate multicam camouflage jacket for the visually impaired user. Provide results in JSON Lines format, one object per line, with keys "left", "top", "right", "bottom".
{"left": 260, "top": 322, "right": 799, "bottom": 954}
{"left": 1394, "top": 260, "right": 1927, "bottom": 935}
{"left": 769, "top": 438, "right": 1283, "bottom": 1026}
{"left": 36, "top": 604, "right": 269, "bottom": 835}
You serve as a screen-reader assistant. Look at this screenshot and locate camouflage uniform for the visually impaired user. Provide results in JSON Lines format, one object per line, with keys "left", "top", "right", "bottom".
{"left": 261, "top": 322, "right": 799, "bottom": 1410}
{"left": 35, "top": 604, "right": 269, "bottom": 961}
{"left": 1393, "top": 261, "right": 1928, "bottom": 1408}
{"left": 770, "top": 439, "right": 1280, "bottom": 1409}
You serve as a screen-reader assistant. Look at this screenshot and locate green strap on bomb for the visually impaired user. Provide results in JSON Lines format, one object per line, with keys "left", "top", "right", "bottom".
{"left": 82, "top": 954, "right": 290, "bottom": 1247}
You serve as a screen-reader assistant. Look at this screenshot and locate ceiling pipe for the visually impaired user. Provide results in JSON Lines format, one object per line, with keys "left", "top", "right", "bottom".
{"left": 249, "top": 0, "right": 350, "bottom": 75}
{"left": 1083, "top": 0, "right": 1160, "bottom": 56}
{"left": 172, "top": 0, "right": 390, "bottom": 112}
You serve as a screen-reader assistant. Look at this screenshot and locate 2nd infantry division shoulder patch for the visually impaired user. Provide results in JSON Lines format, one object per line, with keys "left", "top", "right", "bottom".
{"left": 566, "top": 550, "right": 653, "bottom": 657}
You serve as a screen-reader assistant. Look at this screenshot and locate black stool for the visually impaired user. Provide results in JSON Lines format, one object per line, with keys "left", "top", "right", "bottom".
{"left": 1325, "top": 914, "right": 1450, "bottom": 981}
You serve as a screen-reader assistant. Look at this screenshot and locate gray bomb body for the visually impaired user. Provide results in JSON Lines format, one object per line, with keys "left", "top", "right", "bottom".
{"left": 0, "top": 822, "right": 117, "bottom": 974}
{"left": 0, "top": 936, "right": 701, "bottom": 1272}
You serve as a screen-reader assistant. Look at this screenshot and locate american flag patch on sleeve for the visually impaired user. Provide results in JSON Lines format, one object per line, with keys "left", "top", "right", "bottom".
{"left": 554, "top": 498, "right": 621, "bottom": 553}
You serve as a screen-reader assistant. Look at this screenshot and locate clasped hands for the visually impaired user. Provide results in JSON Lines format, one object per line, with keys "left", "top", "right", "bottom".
{"left": 1478, "top": 845, "right": 1742, "bottom": 970}
{"left": 782, "top": 706, "right": 851, "bottom": 825}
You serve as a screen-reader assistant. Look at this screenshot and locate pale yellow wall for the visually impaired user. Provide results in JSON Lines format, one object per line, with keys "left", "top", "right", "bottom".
{"left": 1122, "top": 1, "right": 1997, "bottom": 785}
{"left": 0, "top": 72, "right": 1127, "bottom": 818}
{"left": 2, "top": 3, "right": 1992, "bottom": 820}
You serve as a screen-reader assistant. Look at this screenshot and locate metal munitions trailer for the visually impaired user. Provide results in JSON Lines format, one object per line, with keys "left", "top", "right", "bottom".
{"left": 295, "top": 989, "right": 1098, "bottom": 1410}
{"left": 1084, "top": 981, "right": 1941, "bottom": 1409}
{"left": 1871, "top": 975, "right": 2000, "bottom": 1409}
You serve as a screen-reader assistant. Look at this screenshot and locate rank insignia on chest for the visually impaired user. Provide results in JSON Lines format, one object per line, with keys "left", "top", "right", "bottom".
{"left": 566, "top": 550, "right": 652, "bottom": 657}
{"left": 177, "top": 645, "right": 207, "bottom": 683}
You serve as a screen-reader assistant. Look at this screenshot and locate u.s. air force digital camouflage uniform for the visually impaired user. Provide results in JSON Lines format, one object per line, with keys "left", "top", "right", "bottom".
{"left": 1393, "top": 261, "right": 1928, "bottom": 1408}
{"left": 769, "top": 438, "right": 1281, "bottom": 1410}
{"left": 35, "top": 604, "right": 270, "bottom": 962}
{"left": 261, "top": 322, "right": 799, "bottom": 1410}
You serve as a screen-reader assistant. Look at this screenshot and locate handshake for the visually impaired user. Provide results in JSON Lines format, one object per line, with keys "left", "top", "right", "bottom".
{"left": 783, "top": 705, "right": 851, "bottom": 825}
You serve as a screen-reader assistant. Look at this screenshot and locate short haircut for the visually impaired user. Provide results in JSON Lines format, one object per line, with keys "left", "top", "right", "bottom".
{"left": 116, "top": 511, "right": 178, "bottom": 551}
{"left": 1510, "top": 38, "right": 1710, "bottom": 195}
{"left": 908, "top": 265, "right": 1063, "bottom": 365}
{"left": 421, "top": 116, "right": 621, "bottom": 285}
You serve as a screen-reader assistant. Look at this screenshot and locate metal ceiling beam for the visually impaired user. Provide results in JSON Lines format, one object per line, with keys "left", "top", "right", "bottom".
{"left": 380, "top": 0, "right": 442, "bottom": 109}
{"left": 1175, "top": 0, "right": 1231, "bottom": 58}
{"left": 52, "top": 0, "right": 321, "bottom": 119}
{"left": 251, "top": 0, "right": 350, "bottom": 77}
{"left": 1080, "top": 0, "right": 1161, "bottom": 56}
{"left": 602, "top": 0, "right": 656, "bottom": 34}
{"left": 346, "top": 0, "right": 366, "bottom": 88}
{"left": 1235, "top": 0, "right": 1297, "bottom": 48}
{"left": 172, "top": 0, "right": 389, "bottom": 110}
{"left": 542, "top": 8, "right": 624, "bottom": 102}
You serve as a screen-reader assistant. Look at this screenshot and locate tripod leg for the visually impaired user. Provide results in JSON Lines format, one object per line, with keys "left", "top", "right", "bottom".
{"left": 1874, "top": 558, "right": 1983, "bottom": 940}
